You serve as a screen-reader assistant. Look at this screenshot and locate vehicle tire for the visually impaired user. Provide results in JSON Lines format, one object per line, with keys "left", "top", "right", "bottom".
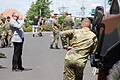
{"left": 107, "top": 60, "right": 120, "bottom": 80}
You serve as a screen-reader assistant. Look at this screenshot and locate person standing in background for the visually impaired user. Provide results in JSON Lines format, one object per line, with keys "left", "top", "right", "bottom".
{"left": 50, "top": 16, "right": 60, "bottom": 49}
{"left": 32, "top": 16, "right": 39, "bottom": 37}
{"left": 61, "top": 13, "right": 74, "bottom": 49}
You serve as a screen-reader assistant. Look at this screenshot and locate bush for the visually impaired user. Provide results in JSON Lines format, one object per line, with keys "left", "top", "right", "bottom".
{"left": 23, "top": 24, "right": 53, "bottom": 32}
{"left": 23, "top": 25, "right": 32, "bottom": 32}
{"left": 42, "top": 24, "right": 52, "bottom": 31}
{"left": 58, "top": 15, "right": 65, "bottom": 25}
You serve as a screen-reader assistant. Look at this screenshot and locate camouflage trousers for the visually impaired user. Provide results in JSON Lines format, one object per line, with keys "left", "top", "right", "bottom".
{"left": 50, "top": 31, "right": 59, "bottom": 47}
{"left": 0, "top": 30, "right": 12, "bottom": 47}
{"left": 5, "top": 30, "right": 12, "bottom": 46}
{"left": 0, "top": 31, "right": 6, "bottom": 47}
{"left": 0, "top": 31, "right": 6, "bottom": 40}
{"left": 64, "top": 49, "right": 86, "bottom": 80}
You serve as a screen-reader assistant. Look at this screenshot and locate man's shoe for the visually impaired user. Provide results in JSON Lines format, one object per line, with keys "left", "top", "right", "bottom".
{"left": 12, "top": 68, "right": 32, "bottom": 72}
{"left": 12, "top": 68, "right": 21, "bottom": 72}
{"left": 33, "top": 34, "right": 35, "bottom": 37}
{"left": 18, "top": 67, "right": 24, "bottom": 70}
{"left": 18, "top": 67, "right": 32, "bottom": 71}
{"left": 38, "top": 33, "right": 43, "bottom": 37}
{"left": 12, "top": 67, "right": 21, "bottom": 72}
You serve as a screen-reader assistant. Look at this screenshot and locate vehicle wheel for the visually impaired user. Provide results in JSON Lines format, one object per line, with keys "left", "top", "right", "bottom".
{"left": 107, "top": 60, "right": 120, "bottom": 80}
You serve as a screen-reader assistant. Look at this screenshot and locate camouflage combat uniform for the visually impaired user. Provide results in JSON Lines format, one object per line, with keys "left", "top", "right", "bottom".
{"left": 60, "top": 27, "right": 98, "bottom": 80}
{"left": 50, "top": 22, "right": 60, "bottom": 49}
{"left": 61, "top": 15, "right": 74, "bottom": 48}
{"left": 0, "top": 20, "right": 6, "bottom": 48}
{"left": 4, "top": 20, "right": 13, "bottom": 47}
{"left": 38, "top": 17, "right": 43, "bottom": 37}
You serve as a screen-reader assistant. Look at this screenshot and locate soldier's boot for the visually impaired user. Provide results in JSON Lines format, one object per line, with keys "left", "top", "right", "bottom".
{"left": 50, "top": 44, "right": 54, "bottom": 49}
{"left": 33, "top": 34, "right": 35, "bottom": 37}
{"left": 55, "top": 44, "right": 60, "bottom": 49}
{"left": 38, "top": 32, "right": 43, "bottom": 37}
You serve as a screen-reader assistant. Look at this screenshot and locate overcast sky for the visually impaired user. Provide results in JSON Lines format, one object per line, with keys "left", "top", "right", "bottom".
{"left": 0, "top": 0, "right": 110, "bottom": 17}
{"left": 50, "top": 0, "right": 110, "bottom": 17}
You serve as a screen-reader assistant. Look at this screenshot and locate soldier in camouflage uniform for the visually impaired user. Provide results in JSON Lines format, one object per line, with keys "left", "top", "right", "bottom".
{"left": 0, "top": 15, "right": 6, "bottom": 48}
{"left": 61, "top": 13, "right": 74, "bottom": 49}
{"left": 63, "top": 13, "right": 74, "bottom": 30}
{"left": 50, "top": 16, "right": 60, "bottom": 49}
{"left": 38, "top": 17, "right": 43, "bottom": 37}
{"left": 60, "top": 18, "right": 98, "bottom": 80}
{"left": 4, "top": 16, "right": 12, "bottom": 47}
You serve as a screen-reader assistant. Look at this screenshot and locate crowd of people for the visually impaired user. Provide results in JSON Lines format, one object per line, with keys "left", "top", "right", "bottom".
{"left": 0, "top": 11, "right": 98, "bottom": 80}
{"left": 30, "top": 12, "right": 82, "bottom": 49}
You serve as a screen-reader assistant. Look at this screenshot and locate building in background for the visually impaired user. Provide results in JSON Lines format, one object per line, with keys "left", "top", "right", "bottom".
{"left": 2, "top": 9, "right": 25, "bottom": 20}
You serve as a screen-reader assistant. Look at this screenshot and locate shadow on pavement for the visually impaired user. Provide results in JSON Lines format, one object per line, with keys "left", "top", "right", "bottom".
{"left": 0, "top": 65, "right": 7, "bottom": 69}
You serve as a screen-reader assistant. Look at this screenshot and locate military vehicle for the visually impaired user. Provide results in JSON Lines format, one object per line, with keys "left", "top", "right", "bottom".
{"left": 90, "top": 0, "right": 120, "bottom": 80}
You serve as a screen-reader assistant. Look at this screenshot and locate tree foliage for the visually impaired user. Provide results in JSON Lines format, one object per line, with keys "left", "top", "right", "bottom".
{"left": 26, "top": 0, "right": 52, "bottom": 21}
{"left": 58, "top": 15, "right": 65, "bottom": 25}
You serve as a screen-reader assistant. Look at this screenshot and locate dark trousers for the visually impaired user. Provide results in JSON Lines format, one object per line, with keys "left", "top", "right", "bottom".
{"left": 12, "top": 42, "right": 23, "bottom": 68}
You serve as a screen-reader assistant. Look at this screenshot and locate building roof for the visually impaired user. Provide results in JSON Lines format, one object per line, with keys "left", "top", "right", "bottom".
{"left": 2, "top": 9, "right": 25, "bottom": 19}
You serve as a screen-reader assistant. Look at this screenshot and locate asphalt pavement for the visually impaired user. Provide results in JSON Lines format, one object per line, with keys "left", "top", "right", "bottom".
{"left": 0, "top": 32, "right": 98, "bottom": 80}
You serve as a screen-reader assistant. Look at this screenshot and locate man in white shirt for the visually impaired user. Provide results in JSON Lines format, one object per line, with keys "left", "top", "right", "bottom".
{"left": 10, "top": 12, "right": 25, "bottom": 71}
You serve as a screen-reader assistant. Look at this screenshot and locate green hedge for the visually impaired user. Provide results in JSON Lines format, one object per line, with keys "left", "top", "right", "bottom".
{"left": 23, "top": 24, "right": 53, "bottom": 32}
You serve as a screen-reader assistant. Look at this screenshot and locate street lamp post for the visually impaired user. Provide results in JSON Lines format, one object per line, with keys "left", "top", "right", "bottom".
{"left": 80, "top": 0, "right": 85, "bottom": 17}
{"left": 80, "top": 6, "right": 85, "bottom": 17}
{"left": 104, "top": 0, "right": 107, "bottom": 13}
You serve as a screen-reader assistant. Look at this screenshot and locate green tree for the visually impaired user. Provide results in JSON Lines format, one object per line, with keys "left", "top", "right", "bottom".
{"left": 26, "top": 0, "right": 52, "bottom": 21}
{"left": 58, "top": 15, "right": 65, "bottom": 25}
